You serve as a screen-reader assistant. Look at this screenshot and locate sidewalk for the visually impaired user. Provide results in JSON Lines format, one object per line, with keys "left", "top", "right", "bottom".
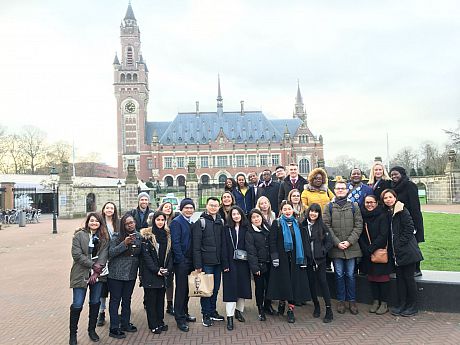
{"left": 422, "top": 204, "right": 460, "bottom": 214}
{"left": 0, "top": 217, "right": 459, "bottom": 345}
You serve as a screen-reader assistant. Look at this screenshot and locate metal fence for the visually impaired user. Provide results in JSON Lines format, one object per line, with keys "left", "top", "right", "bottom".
{"left": 197, "top": 183, "right": 225, "bottom": 209}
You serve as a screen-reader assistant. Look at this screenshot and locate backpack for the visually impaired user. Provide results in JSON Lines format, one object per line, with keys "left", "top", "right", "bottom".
{"left": 328, "top": 201, "right": 356, "bottom": 217}
{"left": 199, "top": 217, "right": 224, "bottom": 230}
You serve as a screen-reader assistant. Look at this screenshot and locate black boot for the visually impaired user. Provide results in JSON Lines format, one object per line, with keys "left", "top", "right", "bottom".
{"left": 235, "top": 309, "right": 245, "bottom": 322}
{"left": 287, "top": 308, "right": 295, "bottom": 323}
{"left": 323, "top": 306, "right": 333, "bottom": 323}
{"left": 313, "top": 300, "right": 320, "bottom": 318}
{"left": 226, "top": 316, "right": 234, "bottom": 331}
{"left": 166, "top": 301, "right": 174, "bottom": 315}
{"left": 257, "top": 306, "right": 266, "bottom": 321}
{"left": 96, "top": 311, "right": 105, "bottom": 327}
{"left": 88, "top": 302, "right": 100, "bottom": 342}
{"left": 69, "top": 306, "right": 82, "bottom": 345}
{"left": 278, "top": 302, "right": 286, "bottom": 316}
{"left": 264, "top": 300, "right": 276, "bottom": 315}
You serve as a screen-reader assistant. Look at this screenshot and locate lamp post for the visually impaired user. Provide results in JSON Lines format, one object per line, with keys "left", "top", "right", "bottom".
{"left": 50, "top": 167, "right": 58, "bottom": 234}
{"left": 117, "top": 180, "right": 122, "bottom": 213}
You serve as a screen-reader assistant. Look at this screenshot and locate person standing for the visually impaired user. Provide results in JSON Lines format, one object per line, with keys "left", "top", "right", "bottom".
{"left": 274, "top": 165, "right": 286, "bottom": 183}
{"left": 192, "top": 197, "right": 225, "bottom": 327}
{"left": 140, "top": 211, "right": 173, "bottom": 334}
{"left": 323, "top": 179, "right": 363, "bottom": 315}
{"left": 389, "top": 166, "right": 424, "bottom": 276}
{"left": 267, "top": 201, "right": 311, "bottom": 323}
{"left": 222, "top": 206, "right": 252, "bottom": 331}
{"left": 382, "top": 189, "right": 423, "bottom": 317}
{"left": 248, "top": 171, "right": 260, "bottom": 203}
{"left": 278, "top": 163, "right": 308, "bottom": 208}
{"left": 170, "top": 198, "right": 197, "bottom": 332}
{"left": 359, "top": 195, "right": 392, "bottom": 315}
{"left": 255, "top": 196, "right": 276, "bottom": 226}
{"left": 218, "top": 191, "right": 236, "bottom": 224}
{"left": 129, "top": 192, "right": 152, "bottom": 231}
{"left": 246, "top": 209, "right": 275, "bottom": 320}
{"left": 301, "top": 168, "right": 334, "bottom": 211}
{"left": 288, "top": 189, "right": 306, "bottom": 220}
{"left": 232, "top": 173, "right": 254, "bottom": 214}
{"left": 225, "top": 178, "right": 237, "bottom": 192}
{"left": 107, "top": 214, "right": 142, "bottom": 339}
{"left": 301, "top": 204, "right": 334, "bottom": 323}
{"left": 347, "top": 168, "right": 373, "bottom": 208}
{"left": 69, "top": 213, "right": 109, "bottom": 345}
{"left": 368, "top": 162, "right": 391, "bottom": 201}
{"left": 257, "top": 169, "right": 281, "bottom": 216}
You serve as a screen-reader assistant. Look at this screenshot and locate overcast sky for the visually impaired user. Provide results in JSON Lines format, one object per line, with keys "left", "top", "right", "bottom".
{"left": 0, "top": 0, "right": 458, "bottom": 167}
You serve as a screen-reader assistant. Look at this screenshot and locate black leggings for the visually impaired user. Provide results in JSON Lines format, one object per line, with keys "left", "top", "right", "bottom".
{"left": 395, "top": 263, "right": 417, "bottom": 308}
{"left": 144, "top": 288, "right": 166, "bottom": 330}
{"left": 306, "top": 262, "right": 331, "bottom": 306}
{"left": 370, "top": 281, "right": 389, "bottom": 303}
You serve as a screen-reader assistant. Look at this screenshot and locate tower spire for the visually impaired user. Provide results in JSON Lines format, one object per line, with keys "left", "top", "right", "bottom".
{"left": 293, "top": 80, "right": 307, "bottom": 123}
{"left": 217, "top": 74, "right": 223, "bottom": 110}
{"left": 124, "top": 1, "right": 137, "bottom": 26}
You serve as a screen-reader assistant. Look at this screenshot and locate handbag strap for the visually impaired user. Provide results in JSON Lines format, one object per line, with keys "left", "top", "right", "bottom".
{"left": 228, "top": 228, "right": 237, "bottom": 250}
{"left": 365, "top": 223, "right": 388, "bottom": 249}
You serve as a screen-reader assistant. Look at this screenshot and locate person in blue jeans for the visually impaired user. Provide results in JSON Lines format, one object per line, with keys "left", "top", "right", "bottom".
{"left": 323, "top": 179, "right": 363, "bottom": 315}
{"left": 69, "top": 212, "right": 109, "bottom": 345}
{"left": 192, "top": 197, "right": 226, "bottom": 327}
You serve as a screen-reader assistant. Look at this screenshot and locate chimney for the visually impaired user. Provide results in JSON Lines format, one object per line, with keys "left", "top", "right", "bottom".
{"left": 240, "top": 100, "right": 244, "bottom": 116}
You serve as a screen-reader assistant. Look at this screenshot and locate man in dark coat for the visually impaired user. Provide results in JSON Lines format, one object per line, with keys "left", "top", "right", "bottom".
{"left": 192, "top": 197, "right": 225, "bottom": 327}
{"left": 170, "top": 198, "right": 197, "bottom": 332}
{"left": 390, "top": 166, "right": 424, "bottom": 276}
{"left": 129, "top": 192, "right": 152, "bottom": 231}
{"left": 257, "top": 169, "right": 280, "bottom": 216}
{"left": 278, "top": 163, "right": 308, "bottom": 207}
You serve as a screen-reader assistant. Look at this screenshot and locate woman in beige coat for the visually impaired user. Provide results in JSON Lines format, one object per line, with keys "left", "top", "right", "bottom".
{"left": 69, "top": 212, "right": 109, "bottom": 345}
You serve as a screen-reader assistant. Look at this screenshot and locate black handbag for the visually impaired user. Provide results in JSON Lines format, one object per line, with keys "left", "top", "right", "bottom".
{"left": 229, "top": 229, "right": 247, "bottom": 261}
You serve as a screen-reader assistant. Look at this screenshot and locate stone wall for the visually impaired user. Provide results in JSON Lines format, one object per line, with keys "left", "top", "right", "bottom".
{"left": 412, "top": 171, "right": 460, "bottom": 204}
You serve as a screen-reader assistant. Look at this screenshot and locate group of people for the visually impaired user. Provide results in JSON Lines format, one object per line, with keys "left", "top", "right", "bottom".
{"left": 68, "top": 161, "right": 425, "bottom": 345}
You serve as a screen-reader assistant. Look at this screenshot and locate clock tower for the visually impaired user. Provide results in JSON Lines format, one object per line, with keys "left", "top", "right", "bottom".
{"left": 114, "top": 2, "right": 149, "bottom": 177}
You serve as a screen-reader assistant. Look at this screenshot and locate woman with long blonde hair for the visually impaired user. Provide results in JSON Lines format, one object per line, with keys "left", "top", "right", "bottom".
{"left": 368, "top": 162, "right": 391, "bottom": 200}
{"left": 255, "top": 196, "right": 276, "bottom": 226}
{"left": 287, "top": 189, "right": 306, "bottom": 220}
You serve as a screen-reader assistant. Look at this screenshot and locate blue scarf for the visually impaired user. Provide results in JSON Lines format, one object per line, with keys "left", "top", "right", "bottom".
{"left": 279, "top": 215, "right": 305, "bottom": 265}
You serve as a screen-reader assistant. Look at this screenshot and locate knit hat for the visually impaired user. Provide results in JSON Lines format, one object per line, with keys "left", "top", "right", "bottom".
{"left": 389, "top": 166, "right": 407, "bottom": 176}
{"left": 180, "top": 198, "right": 195, "bottom": 211}
{"left": 138, "top": 192, "right": 150, "bottom": 201}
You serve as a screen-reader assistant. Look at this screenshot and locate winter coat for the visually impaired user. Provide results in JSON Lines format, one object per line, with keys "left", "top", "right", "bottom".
{"left": 369, "top": 179, "right": 391, "bottom": 201}
{"left": 278, "top": 175, "right": 308, "bottom": 207}
{"left": 301, "top": 168, "right": 335, "bottom": 211}
{"left": 323, "top": 201, "right": 363, "bottom": 259}
{"left": 70, "top": 228, "right": 109, "bottom": 288}
{"left": 358, "top": 206, "right": 393, "bottom": 276}
{"left": 388, "top": 201, "right": 423, "bottom": 267}
{"left": 347, "top": 182, "right": 374, "bottom": 208}
{"left": 108, "top": 232, "right": 142, "bottom": 281}
{"left": 232, "top": 186, "right": 255, "bottom": 214}
{"left": 140, "top": 227, "right": 174, "bottom": 289}
{"left": 267, "top": 219, "right": 311, "bottom": 302}
{"left": 170, "top": 215, "right": 193, "bottom": 264}
{"left": 222, "top": 224, "right": 252, "bottom": 302}
{"left": 392, "top": 176, "right": 424, "bottom": 242}
{"left": 300, "top": 219, "right": 333, "bottom": 266}
{"left": 129, "top": 207, "right": 152, "bottom": 231}
{"left": 256, "top": 180, "right": 281, "bottom": 216}
{"left": 218, "top": 207, "right": 231, "bottom": 225}
{"left": 192, "top": 212, "right": 225, "bottom": 269}
{"left": 245, "top": 224, "right": 271, "bottom": 274}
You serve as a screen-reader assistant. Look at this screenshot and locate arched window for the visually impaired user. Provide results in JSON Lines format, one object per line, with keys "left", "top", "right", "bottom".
{"left": 133, "top": 73, "right": 138, "bottom": 82}
{"left": 298, "top": 159, "right": 310, "bottom": 175}
{"left": 86, "top": 193, "right": 96, "bottom": 212}
{"left": 201, "top": 175, "right": 210, "bottom": 185}
{"left": 164, "top": 176, "right": 173, "bottom": 187}
{"left": 126, "top": 47, "right": 133, "bottom": 66}
{"left": 127, "top": 74, "right": 132, "bottom": 81}
{"left": 218, "top": 174, "right": 227, "bottom": 185}
{"left": 177, "top": 176, "right": 186, "bottom": 187}
{"left": 120, "top": 74, "right": 125, "bottom": 82}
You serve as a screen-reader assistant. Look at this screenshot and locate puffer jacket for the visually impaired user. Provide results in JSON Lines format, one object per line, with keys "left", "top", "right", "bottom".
{"left": 388, "top": 201, "right": 423, "bottom": 267}
{"left": 323, "top": 201, "right": 363, "bottom": 259}
{"left": 70, "top": 228, "right": 108, "bottom": 288}
{"left": 301, "top": 168, "right": 335, "bottom": 211}
{"left": 140, "top": 227, "right": 174, "bottom": 289}
{"left": 245, "top": 223, "right": 270, "bottom": 274}
{"left": 192, "top": 212, "right": 225, "bottom": 269}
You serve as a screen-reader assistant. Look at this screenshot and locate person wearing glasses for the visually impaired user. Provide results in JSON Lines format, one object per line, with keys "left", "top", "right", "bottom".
{"left": 301, "top": 168, "right": 334, "bottom": 211}
{"left": 323, "top": 179, "right": 363, "bottom": 315}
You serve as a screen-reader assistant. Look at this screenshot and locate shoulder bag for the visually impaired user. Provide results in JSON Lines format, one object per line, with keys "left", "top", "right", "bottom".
{"left": 365, "top": 224, "right": 388, "bottom": 264}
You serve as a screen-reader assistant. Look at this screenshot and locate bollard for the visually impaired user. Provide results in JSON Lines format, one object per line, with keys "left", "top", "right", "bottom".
{"left": 18, "top": 210, "right": 26, "bottom": 227}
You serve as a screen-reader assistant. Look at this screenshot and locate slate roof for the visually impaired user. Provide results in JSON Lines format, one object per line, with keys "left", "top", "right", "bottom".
{"left": 145, "top": 112, "right": 305, "bottom": 145}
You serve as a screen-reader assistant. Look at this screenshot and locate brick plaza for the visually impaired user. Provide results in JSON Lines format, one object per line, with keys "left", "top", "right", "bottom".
{"left": 1, "top": 215, "right": 459, "bottom": 345}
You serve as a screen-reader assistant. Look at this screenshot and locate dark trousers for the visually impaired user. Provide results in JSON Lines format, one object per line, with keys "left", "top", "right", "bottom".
{"left": 395, "top": 263, "right": 417, "bottom": 308}
{"left": 306, "top": 262, "right": 331, "bottom": 306}
{"left": 144, "top": 288, "right": 166, "bottom": 330}
{"left": 107, "top": 278, "right": 136, "bottom": 330}
{"left": 174, "top": 261, "right": 193, "bottom": 324}
{"left": 254, "top": 269, "right": 270, "bottom": 307}
{"left": 370, "top": 281, "right": 389, "bottom": 303}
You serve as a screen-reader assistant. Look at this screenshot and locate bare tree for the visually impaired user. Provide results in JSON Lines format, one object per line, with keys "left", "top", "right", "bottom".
{"left": 0, "top": 126, "right": 7, "bottom": 173}
{"left": 419, "top": 142, "right": 448, "bottom": 175}
{"left": 332, "top": 155, "right": 369, "bottom": 178}
{"left": 20, "top": 126, "right": 47, "bottom": 174}
{"left": 6, "top": 134, "right": 28, "bottom": 174}
{"left": 390, "top": 147, "right": 417, "bottom": 175}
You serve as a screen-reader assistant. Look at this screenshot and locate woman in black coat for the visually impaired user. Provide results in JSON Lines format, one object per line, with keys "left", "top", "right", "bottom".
{"left": 368, "top": 162, "right": 392, "bottom": 201}
{"left": 359, "top": 195, "right": 393, "bottom": 315}
{"left": 390, "top": 166, "right": 424, "bottom": 276}
{"left": 301, "top": 203, "right": 334, "bottom": 323}
{"left": 267, "top": 201, "right": 311, "bottom": 324}
{"left": 246, "top": 209, "right": 273, "bottom": 321}
{"left": 382, "top": 189, "right": 423, "bottom": 317}
{"left": 140, "top": 211, "right": 174, "bottom": 334}
{"left": 222, "top": 206, "right": 252, "bottom": 331}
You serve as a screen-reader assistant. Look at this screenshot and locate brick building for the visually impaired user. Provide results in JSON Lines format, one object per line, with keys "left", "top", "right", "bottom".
{"left": 114, "top": 4, "right": 325, "bottom": 186}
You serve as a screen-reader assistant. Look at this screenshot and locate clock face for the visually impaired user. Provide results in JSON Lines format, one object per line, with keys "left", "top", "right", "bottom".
{"left": 125, "top": 101, "right": 136, "bottom": 113}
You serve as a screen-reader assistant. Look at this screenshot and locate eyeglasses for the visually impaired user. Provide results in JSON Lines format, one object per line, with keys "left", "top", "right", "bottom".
{"left": 335, "top": 187, "right": 347, "bottom": 191}
{"left": 365, "top": 201, "right": 377, "bottom": 204}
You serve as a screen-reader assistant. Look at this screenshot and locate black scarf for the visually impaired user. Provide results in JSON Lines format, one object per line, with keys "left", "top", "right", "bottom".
{"left": 335, "top": 196, "right": 348, "bottom": 207}
{"left": 152, "top": 226, "right": 168, "bottom": 266}
{"left": 361, "top": 205, "right": 384, "bottom": 222}
{"left": 392, "top": 175, "right": 409, "bottom": 194}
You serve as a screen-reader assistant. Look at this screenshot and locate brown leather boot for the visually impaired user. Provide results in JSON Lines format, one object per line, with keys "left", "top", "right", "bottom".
{"left": 337, "top": 301, "right": 346, "bottom": 314}
{"left": 349, "top": 301, "right": 359, "bottom": 315}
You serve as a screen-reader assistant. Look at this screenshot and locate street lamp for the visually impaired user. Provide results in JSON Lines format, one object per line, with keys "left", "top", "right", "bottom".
{"left": 117, "top": 180, "right": 122, "bottom": 213}
{"left": 50, "top": 167, "right": 59, "bottom": 234}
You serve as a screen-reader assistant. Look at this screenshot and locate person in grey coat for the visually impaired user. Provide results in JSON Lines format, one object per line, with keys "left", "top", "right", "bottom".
{"left": 69, "top": 212, "right": 109, "bottom": 345}
{"left": 107, "top": 213, "right": 142, "bottom": 339}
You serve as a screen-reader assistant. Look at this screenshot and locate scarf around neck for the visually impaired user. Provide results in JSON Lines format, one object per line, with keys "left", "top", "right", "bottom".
{"left": 279, "top": 215, "right": 304, "bottom": 265}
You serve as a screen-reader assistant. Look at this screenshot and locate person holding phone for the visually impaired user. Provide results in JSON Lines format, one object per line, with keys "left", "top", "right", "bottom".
{"left": 140, "top": 211, "right": 174, "bottom": 334}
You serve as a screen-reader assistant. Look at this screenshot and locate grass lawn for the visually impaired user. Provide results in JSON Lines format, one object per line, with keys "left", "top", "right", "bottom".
{"left": 419, "top": 212, "right": 460, "bottom": 272}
